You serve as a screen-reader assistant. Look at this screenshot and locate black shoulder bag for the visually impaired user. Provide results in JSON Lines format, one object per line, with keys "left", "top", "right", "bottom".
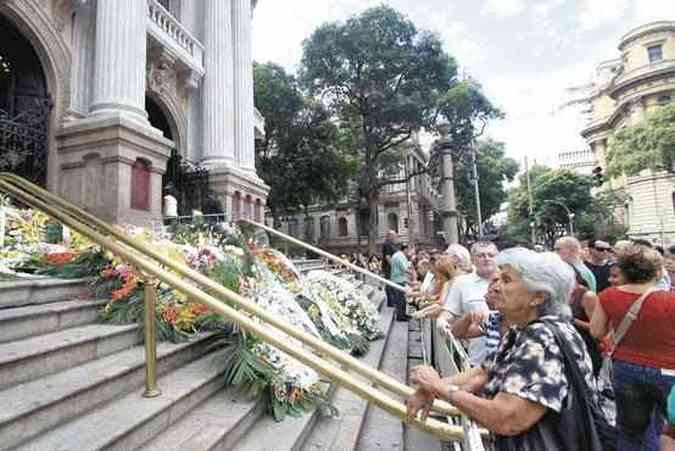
{"left": 496, "top": 321, "right": 617, "bottom": 451}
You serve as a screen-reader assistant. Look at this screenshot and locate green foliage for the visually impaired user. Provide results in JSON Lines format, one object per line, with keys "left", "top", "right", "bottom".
{"left": 453, "top": 139, "right": 518, "bottom": 234}
{"left": 206, "top": 260, "right": 242, "bottom": 294}
{"left": 607, "top": 103, "right": 675, "bottom": 177}
{"left": 254, "top": 62, "right": 354, "bottom": 219}
{"left": 299, "top": 5, "right": 458, "bottom": 253}
{"left": 506, "top": 167, "right": 619, "bottom": 245}
{"left": 212, "top": 332, "right": 336, "bottom": 422}
{"left": 17, "top": 250, "right": 109, "bottom": 278}
{"left": 437, "top": 80, "right": 504, "bottom": 153}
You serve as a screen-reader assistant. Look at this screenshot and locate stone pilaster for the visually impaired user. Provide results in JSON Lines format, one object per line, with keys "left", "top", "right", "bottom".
{"left": 232, "top": 0, "right": 256, "bottom": 172}
{"left": 90, "top": 0, "right": 148, "bottom": 122}
{"left": 67, "top": 1, "right": 95, "bottom": 118}
{"left": 201, "top": 0, "right": 235, "bottom": 165}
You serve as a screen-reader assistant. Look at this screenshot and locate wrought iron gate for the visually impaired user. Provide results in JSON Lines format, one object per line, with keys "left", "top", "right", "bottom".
{"left": 0, "top": 97, "right": 51, "bottom": 186}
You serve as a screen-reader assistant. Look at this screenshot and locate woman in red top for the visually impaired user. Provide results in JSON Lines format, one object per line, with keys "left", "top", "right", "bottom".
{"left": 591, "top": 246, "right": 675, "bottom": 451}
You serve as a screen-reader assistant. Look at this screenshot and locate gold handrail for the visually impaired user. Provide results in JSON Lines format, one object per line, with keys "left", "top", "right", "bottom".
{"left": 0, "top": 172, "right": 462, "bottom": 419}
{"left": 0, "top": 173, "right": 479, "bottom": 440}
{"left": 240, "top": 218, "right": 408, "bottom": 293}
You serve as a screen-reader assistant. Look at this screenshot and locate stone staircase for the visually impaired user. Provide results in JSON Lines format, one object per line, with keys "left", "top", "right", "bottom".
{"left": 0, "top": 263, "right": 443, "bottom": 450}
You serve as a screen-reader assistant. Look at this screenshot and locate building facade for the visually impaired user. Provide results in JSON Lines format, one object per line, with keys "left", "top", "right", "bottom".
{"left": 579, "top": 21, "right": 675, "bottom": 246}
{"left": 0, "top": 0, "right": 268, "bottom": 226}
{"left": 556, "top": 149, "right": 597, "bottom": 176}
{"left": 275, "top": 141, "right": 439, "bottom": 255}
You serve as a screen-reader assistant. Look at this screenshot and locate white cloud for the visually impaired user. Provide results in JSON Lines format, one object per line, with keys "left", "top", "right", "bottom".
{"left": 577, "top": 0, "right": 631, "bottom": 30}
{"left": 480, "top": 0, "right": 526, "bottom": 18}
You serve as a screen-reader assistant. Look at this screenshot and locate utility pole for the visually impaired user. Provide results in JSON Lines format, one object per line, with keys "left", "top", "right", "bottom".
{"left": 404, "top": 154, "right": 415, "bottom": 246}
{"left": 436, "top": 122, "right": 459, "bottom": 244}
{"left": 525, "top": 156, "right": 536, "bottom": 244}
{"left": 471, "top": 140, "right": 483, "bottom": 238}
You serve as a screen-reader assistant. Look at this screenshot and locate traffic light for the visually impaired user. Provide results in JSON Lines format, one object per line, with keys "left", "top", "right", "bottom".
{"left": 592, "top": 166, "right": 604, "bottom": 187}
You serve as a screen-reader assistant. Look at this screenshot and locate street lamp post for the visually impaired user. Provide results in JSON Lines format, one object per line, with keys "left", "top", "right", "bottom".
{"left": 544, "top": 200, "right": 575, "bottom": 236}
{"left": 470, "top": 139, "right": 483, "bottom": 238}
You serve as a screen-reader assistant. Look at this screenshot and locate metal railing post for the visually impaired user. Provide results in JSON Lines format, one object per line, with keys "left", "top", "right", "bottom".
{"left": 143, "top": 277, "right": 161, "bottom": 398}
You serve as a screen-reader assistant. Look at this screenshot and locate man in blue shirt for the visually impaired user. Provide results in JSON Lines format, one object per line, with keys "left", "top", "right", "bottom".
{"left": 390, "top": 243, "right": 412, "bottom": 321}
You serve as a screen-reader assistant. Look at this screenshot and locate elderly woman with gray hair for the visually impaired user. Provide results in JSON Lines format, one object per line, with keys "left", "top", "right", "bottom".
{"left": 407, "top": 248, "right": 611, "bottom": 450}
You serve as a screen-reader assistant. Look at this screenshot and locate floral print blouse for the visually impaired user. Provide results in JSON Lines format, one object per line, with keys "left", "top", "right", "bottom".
{"left": 482, "top": 315, "right": 597, "bottom": 413}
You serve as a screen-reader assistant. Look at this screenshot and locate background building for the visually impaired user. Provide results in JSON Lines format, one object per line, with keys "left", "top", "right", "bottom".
{"left": 0, "top": 0, "right": 268, "bottom": 226}
{"left": 275, "top": 137, "right": 439, "bottom": 255}
{"left": 556, "top": 149, "right": 597, "bottom": 176}
{"left": 578, "top": 21, "right": 675, "bottom": 246}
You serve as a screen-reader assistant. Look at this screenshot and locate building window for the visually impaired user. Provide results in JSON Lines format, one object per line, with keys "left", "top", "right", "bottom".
{"left": 233, "top": 192, "right": 241, "bottom": 220}
{"left": 648, "top": 45, "right": 663, "bottom": 63}
{"left": 245, "top": 195, "right": 253, "bottom": 219}
{"left": 131, "top": 159, "right": 151, "bottom": 211}
{"left": 288, "top": 218, "right": 298, "bottom": 237}
{"left": 255, "top": 199, "right": 262, "bottom": 222}
{"left": 320, "top": 215, "right": 330, "bottom": 239}
{"left": 658, "top": 95, "right": 672, "bottom": 105}
{"left": 338, "top": 217, "right": 348, "bottom": 237}
{"left": 304, "top": 217, "right": 315, "bottom": 242}
{"left": 387, "top": 212, "right": 399, "bottom": 234}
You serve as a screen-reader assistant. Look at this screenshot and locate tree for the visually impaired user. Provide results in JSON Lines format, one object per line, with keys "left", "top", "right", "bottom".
{"left": 607, "top": 103, "right": 675, "bottom": 177}
{"left": 254, "top": 63, "right": 354, "bottom": 223}
{"left": 454, "top": 139, "right": 518, "bottom": 237}
{"left": 506, "top": 168, "right": 620, "bottom": 246}
{"left": 300, "top": 5, "right": 457, "bottom": 254}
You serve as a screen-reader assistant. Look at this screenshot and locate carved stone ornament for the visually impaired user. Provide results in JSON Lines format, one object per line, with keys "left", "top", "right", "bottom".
{"left": 147, "top": 49, "right": 177, "bottom": 94}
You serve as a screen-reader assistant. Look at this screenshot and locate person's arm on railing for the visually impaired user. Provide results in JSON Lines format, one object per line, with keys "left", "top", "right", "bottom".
{"left": 452, "top": 311, "right": 487, "bottom": 339}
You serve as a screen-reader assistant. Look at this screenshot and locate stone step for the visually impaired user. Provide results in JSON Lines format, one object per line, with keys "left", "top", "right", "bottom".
{"left": 0, "top": 333, "right": 216, "bottom": 451}
{"left": 138, "top": 388, "right": 262, "bottom": 451}
{"left": 16, "top": 352, "right": 227, "bottom": 451}
{"left": 299, "top": 303, "right": 396, "bottom": 451}
{"left": 0, "top": 278, "right": 92, "bottom": 309}
{"left": 0, "top": 323, "right": 139, "bottom": 389}
{"left": 355, "top": 318, "right": 409, "bottom": 451}
{"left": 0, "top": 299, "right": 107, "bottom": 343}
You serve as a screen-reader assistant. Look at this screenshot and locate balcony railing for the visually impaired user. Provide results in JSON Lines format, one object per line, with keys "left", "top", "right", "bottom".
{"left": 147, "top": 0, "right": 204, "bottom": 74}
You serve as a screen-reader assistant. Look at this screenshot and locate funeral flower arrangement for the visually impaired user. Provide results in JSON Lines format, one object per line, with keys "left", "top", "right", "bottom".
{"left": 0, "top": 206, "right": 382, "bottom": 421}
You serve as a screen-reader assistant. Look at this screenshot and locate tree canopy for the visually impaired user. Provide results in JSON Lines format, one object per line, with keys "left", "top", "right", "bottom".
{"left": 505, "top": 167, "right": 624, "bottom": 245}
{"left": 454, "top": 139, "right": 518, "bottom": 236}
{"left": 299, "top": 5, "right": 458, "bottom": 253}
{"left": 607, "top": 103, "right": 675, "bottom": 177}
{"left": 253, "top": 62, "right": 354, "bottom": 220}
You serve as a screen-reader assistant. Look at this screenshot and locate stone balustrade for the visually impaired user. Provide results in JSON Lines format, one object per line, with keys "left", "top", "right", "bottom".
{"left": 147, "top": 0, "right": 204, "bottom": 74}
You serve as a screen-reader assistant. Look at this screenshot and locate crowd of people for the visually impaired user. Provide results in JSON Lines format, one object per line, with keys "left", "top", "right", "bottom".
{"left": 372, "top": 231, "right": 674, "bottom": 450}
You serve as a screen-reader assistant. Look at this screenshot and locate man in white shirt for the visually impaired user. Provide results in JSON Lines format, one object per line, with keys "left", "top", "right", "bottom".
{"left": 437, "top": 241, "right": 498, "bottom": 366}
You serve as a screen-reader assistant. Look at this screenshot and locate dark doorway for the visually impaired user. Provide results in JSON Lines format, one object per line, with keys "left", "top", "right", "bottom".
{"left": 0, "top": 14, "right": 51, "bottom": 186}
{"left": 146, "top": 95, "right": 219, "bottom": 215}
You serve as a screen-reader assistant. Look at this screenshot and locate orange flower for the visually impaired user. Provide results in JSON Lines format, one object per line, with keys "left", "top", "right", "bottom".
{"left": 162, "top": 306, "right": 179, "bottom": 324}
{"left": 44, "top": 251, "right": 77, "bottom": 266}
{"left": 189, "top": 303, "right": 209, "bottom": 317}
{"left": 111, "top": 275, "right": 138, "bottom": 302}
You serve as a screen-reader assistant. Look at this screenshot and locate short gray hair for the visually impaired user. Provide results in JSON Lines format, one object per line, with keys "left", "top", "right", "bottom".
{"left": 446, "top": 244, "right": 472, "bottom": 272}
{"left": 470, "top": 241, "right": 498, "bottom": 256}
{"left": 495, "top": 248, "right": 574, "bottom": 319}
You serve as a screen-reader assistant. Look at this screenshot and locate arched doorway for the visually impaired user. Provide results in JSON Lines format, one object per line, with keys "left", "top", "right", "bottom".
{"left": 146, "top": 95, "right": 213, "bottom": 215}
{"left": 0, "top": 14, "right": 51, "bottom": 186}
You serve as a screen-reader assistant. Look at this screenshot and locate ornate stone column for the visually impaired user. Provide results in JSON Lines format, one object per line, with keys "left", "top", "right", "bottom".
{"left": 232, "top": 0, "right": 256, "bottom": 172}
{"left": 201, "top": 0, "right": 235, "bottom": 165}
{"left": 67, "top": 1, "right": 96, "bottom": 118}
{"left": 90, "top": 0, "right": 148, "bottom": 122}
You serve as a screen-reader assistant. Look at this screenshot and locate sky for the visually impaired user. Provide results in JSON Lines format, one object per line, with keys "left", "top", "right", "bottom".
{"left": 251, "top": 0, "right": 675, "bottom": 168}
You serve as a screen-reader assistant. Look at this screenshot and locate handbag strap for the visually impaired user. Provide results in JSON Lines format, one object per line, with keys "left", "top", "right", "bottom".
{"left": 610, "top": 287, "right": 658, "bottom": 356}
{"left": 541, "top": 320, "right": 592, "bottom": 399}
